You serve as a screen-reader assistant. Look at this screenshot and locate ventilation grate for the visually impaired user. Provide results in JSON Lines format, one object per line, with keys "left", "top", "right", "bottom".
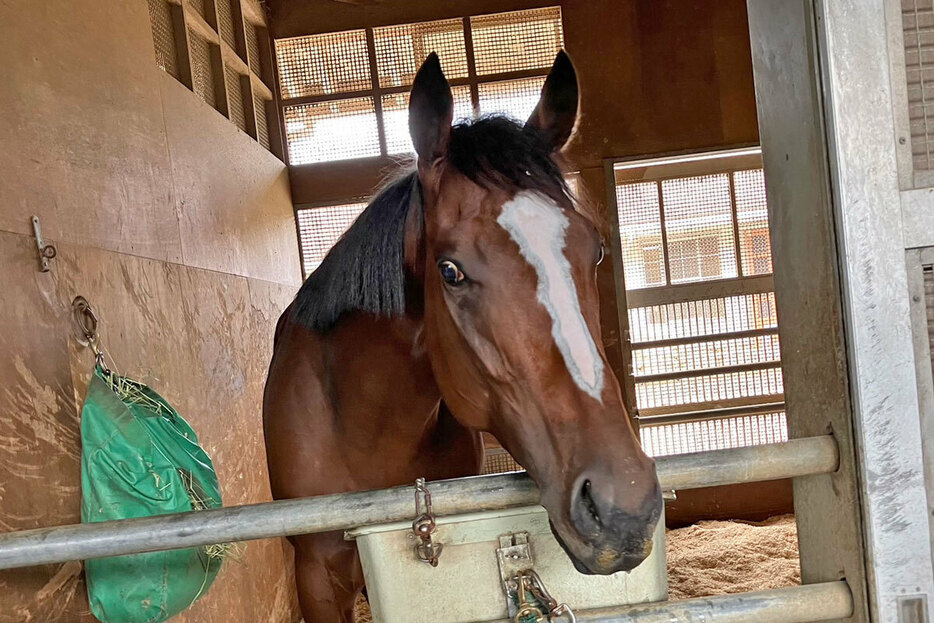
{"left": 189, "top": 0, "right": 206, "bottom": 20}
{"left": 297, "top": 203, "right": 369, "bottom": 275}
{"left": 470, "top": 7, "right": 563, "bottom": 76}
{"left": 276, "top": 30, "right": 371, "bottom": 99}
{"left": 902, "top": 0, "right": 934, "bottom": 170}
{"left": 147, "top": 0, "right": 179, "bottom": 78}
{"left": 284, "top": 98, "right": 380, "bottom": 164}
{"left": 374, "top": 18, "right": 469, "bottom": 88}
{"left": 477, "top": 76, "right": 545, "bottom": 121}
{"left": 217, "top": 0, "right": 236, "bottom": 49}
{"left": 189, "top": 29, "right": 217, "bottom": 109}
{"left": 246, "top": 20, "right": 262, "bottom": 76}
{"left": 255, "top": 94, "right": 270, "bottom": 149}
{"left": 225, "top": 65, "right": 246, "bottom": 131}
{"left": 380, "top": 86, "right": 473, "bottom": 155}
{"left": 481, "top": 448, "right": 524, "bottom": 475}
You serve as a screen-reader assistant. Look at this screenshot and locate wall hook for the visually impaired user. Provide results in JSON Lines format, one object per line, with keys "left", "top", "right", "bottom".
{"left": 31, "top": 216, "right": 56, "bottom": 272}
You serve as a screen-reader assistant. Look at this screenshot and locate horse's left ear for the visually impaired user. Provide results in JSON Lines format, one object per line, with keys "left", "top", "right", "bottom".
{"left": 526, "top": 50, "right": 579, "bottom": 152}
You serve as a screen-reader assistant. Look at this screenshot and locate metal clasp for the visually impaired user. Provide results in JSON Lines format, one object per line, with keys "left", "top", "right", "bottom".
{"left": 411, "top": 477, "right": 442, "bottom": 567}
{"left": 512, "top": 570, "right": 576, "bottom": 623}
{"left": 32, "top": 216, "right": 56, "bottom": 272}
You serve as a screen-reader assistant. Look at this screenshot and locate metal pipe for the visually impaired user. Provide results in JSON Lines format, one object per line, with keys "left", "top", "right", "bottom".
{"left": 489, "top": 581, "right": 853, "bottom": 623}
{"left": 0, "top": 436, "right": 838, "bottom": 570}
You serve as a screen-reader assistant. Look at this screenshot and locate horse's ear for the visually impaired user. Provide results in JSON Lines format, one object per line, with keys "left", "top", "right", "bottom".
{"left": 409, "top": 53, "right": 453, "bottom": 167}
{"left": 526, "top": 50, "right": 579, "bottom": 152}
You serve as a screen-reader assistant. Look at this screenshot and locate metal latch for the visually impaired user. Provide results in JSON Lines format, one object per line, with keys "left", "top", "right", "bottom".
{"left": 31, "top": 216, "right": 56, "bottom": 272}
{"left": 497, "top": 532, "right": 533, "bottom": 618}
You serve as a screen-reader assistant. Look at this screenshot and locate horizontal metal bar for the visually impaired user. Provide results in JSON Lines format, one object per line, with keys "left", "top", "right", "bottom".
{"left": 488, "top": 581, "right": 853, "bottom": 623}
{"left": 630, "top": 326, "right": 779, "bottom": 350}
{"left": 638, "top": 401, "right": 786, "bottom": 426}
{"left": 627, "top": 274, "right": 774, "bottom": 308}
{"left": 634, "top": 360, "right": 781, "bottom": 384}
{"left": 638, "top": 393, "right": 786, "bottom": 418}
{"left": 0, "top": 437, "right": 837, "bottom": 570}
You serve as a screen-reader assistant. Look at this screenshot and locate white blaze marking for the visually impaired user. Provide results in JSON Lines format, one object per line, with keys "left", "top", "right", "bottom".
{"left": 497, "top": 191, "right": 605, "bottom": 402}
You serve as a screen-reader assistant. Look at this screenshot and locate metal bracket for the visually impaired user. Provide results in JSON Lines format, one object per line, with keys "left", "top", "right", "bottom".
{"left": 496, "top": 532, "right": 533, "bottom": 618}
{"left": 31, "top": 216, "right": 56, "bottom": 272}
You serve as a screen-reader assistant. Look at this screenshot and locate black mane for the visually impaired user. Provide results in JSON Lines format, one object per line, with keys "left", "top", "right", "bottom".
{"left": 291, "top": 115, "right": 571, "bottom": 333}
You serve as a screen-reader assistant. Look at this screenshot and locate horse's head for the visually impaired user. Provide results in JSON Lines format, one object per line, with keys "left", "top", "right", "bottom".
{"left": 407, "top": 52, "right": 662, "bottom": 575}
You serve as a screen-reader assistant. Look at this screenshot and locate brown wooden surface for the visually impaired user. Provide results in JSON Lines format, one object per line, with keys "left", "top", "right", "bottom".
{"left": 0, "top": 0, "right": 302, "bottom": 620}
{"left": 664, "top": 480, "right": 794, "bottom": 529}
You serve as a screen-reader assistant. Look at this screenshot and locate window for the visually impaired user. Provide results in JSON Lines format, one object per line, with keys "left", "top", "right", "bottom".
{"left": 275, "top": 7, "right": 564, "bottom": 164}
{"left": 145, "top": 0, "right": 279, "bottom": 155}
{"left": 612, "top": 148, "right": 786, "bottom": 457}
{"left": 296, "top": 203, "right": 368, "bottom": 276}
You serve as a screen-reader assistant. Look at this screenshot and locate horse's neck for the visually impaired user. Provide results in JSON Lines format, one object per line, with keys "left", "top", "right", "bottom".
{"left": 325, "top": 312, "right": 442, "bottom": 446}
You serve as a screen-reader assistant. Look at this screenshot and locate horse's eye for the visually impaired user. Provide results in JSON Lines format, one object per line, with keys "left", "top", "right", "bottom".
{"left": 438, "top": 260, "right": 466, "bottom": 286}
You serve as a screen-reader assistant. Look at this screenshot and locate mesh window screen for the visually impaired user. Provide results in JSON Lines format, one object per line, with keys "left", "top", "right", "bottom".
{"left": 147, "top": 0, "right": 179, "bottom": 78}
{"left": 629, "top": 293, "right": 778, "bottom": 343}
{"left": 285, "top": 98, "right": 380, "bottom": 164}
{"left": 734, "top": 169, "right": 773, "bottom": 275}
{"left": 246, "top": 21, "right": 262, "bottom": 76}
{"left": 660, "top": 174, "right": 738, "bottom": 284}
{"left": 481, "top": 448, "right": 524, "bottom": 475}
{"left": 640, "top": 413, "right": 788, "bottom": 457}
{"left": 225, "top": 66, "right": 246, "bottom": 131}
{"left": 902, "top": 0, "right": 934, "bottom": 170}
{"left": 477, "top": 76, "right": 546, "bottom": 121}
{"left": 374, "top": 19, "right": 468, "bottom": 88}
{"left": 297, "top": 203, "right": 369, "bottom": 275}
{"left": 276, "top": 31, "right": 371, "bottom": 99}
{"left": 616, "top": 182, "right": 666, "bottom": 289}
{"left": 189, "top": 0, "right": 206, "bottom": 20}
{"left": 189, "top": 30, "right": 217, "bottom": 108}
{"left": 217, "top": 0, "right": 236, "bottom": 49}
{"left": 255, "top": 95, "right": 270, "bottom": 149}
{"left": 380, "top": 86, "right": 473, "bottom": 154}
{"left": 470, "top": 7, "right": 563, "bottom": 76}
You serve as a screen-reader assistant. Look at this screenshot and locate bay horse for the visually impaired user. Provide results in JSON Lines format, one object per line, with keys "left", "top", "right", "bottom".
{"left": 263, "top": 51, "right": 662, "bottom": 622}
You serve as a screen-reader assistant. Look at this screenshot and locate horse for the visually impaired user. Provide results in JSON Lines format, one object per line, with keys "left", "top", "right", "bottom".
{"left": 262, "top": 50, "right": 662, "bottom": 622}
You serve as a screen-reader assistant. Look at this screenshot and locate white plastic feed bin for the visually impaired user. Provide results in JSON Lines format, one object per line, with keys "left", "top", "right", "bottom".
{"left": 345, "top": 505, "right": 667, "bottom": 623}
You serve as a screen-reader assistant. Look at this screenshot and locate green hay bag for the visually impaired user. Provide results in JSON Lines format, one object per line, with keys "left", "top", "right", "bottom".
{"left": 81, "top": 366, "right": 224, "bottom": 623}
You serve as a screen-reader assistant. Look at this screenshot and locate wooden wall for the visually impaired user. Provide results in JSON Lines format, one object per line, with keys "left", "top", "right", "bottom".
{"left": 0, "top": 1, "right": 302, "bottom": 621}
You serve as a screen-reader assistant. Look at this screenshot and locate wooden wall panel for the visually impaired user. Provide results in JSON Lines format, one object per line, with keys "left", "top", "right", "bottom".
{"left": 161, "top": 75, "right": 301, "bottom": 287}
{"left": 0, "top": 0, "right": 181, "bottom": 263}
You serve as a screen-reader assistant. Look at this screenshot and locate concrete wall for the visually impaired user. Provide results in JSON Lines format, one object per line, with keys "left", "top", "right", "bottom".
{"left": 0, "top": 1, "right": 301, "bottom": 621}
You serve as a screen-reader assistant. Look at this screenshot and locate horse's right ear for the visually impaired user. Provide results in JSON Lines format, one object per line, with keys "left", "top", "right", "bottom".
{"left": 409, "top": 53, "right": 453, "bottom": 169}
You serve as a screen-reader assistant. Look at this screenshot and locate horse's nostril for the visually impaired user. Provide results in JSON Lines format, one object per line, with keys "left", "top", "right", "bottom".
{"left": 580, "top": 479, "right": 601, "bottom": 526}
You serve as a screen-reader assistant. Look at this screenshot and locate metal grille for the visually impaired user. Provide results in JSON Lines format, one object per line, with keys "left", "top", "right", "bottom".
{"left": 640, "top": 413, "right": 788, "bottom": 457}
{"left": 925, "top": 266, "right": 934, "bottom": 374}
{"left": 635, "top": 366, "right": 783, "bottom": 410}
{"left": 380, "top": 86, "right": 473, "bottom": 154}
{"left": 374, "top": 18, "right": 468, "bottom": 88}
{"left": 276, "top": 31, "right": 371, "bottom": 99}
{"left": 189, "top": 30, "right": 217, "bottom": 108}
{"left": 902, "top": 0, "right": 934, "bottom": 170}
{"left": 477, "top": 76, "right": 546, "bottom": 121}
{"left": 255, "top": 95, "right": 269, "bottom": 149}
{"left": 147, "top": 0, "right": 178, "bottom": 78}
{"left": 661, "top": 174, "right": 738, "bottom": 284}
{"left": 217, "top": 0, "right": 236, "bottom": 49}
{"left": 225, "top": 65, "right": 246, "bottom": 131}
{"left": 481, "top": 448, "right": 524, "bottom": 475}
{"left": 285, "top": 98, "right": 380, "bottom": 164}
{"left": 629, "top": 293, "right": 778, "bottom": 343}
{"left": 246, "top": 20, "right": 262, "bottom": 76}
{"left": 633, "top": 334, "right": 781, "bottom": 378}
{"left": 734, "top": 169, "right": 773, "bottom": 275}
{"left": 189, "top": 0, "right": 206, "bottom": 19}
{"left": 296, "top": 203, "right": 368, "bottom": 275}
{"left": 616, "top": 182, "right": 666, "bottom": 289}
{"left": 470, "top": 7, "right": 564, "bottom": 76}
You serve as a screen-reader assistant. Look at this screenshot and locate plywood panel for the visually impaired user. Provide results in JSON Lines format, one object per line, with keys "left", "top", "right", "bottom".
{"left": 0, "top": 0, "right": 182, "bottom": 263}
{"left": 0, "top": 232, "right": 91, "bottom": 622}
{"left": 160, "top": 74, "right": 301, "bottom": 286}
